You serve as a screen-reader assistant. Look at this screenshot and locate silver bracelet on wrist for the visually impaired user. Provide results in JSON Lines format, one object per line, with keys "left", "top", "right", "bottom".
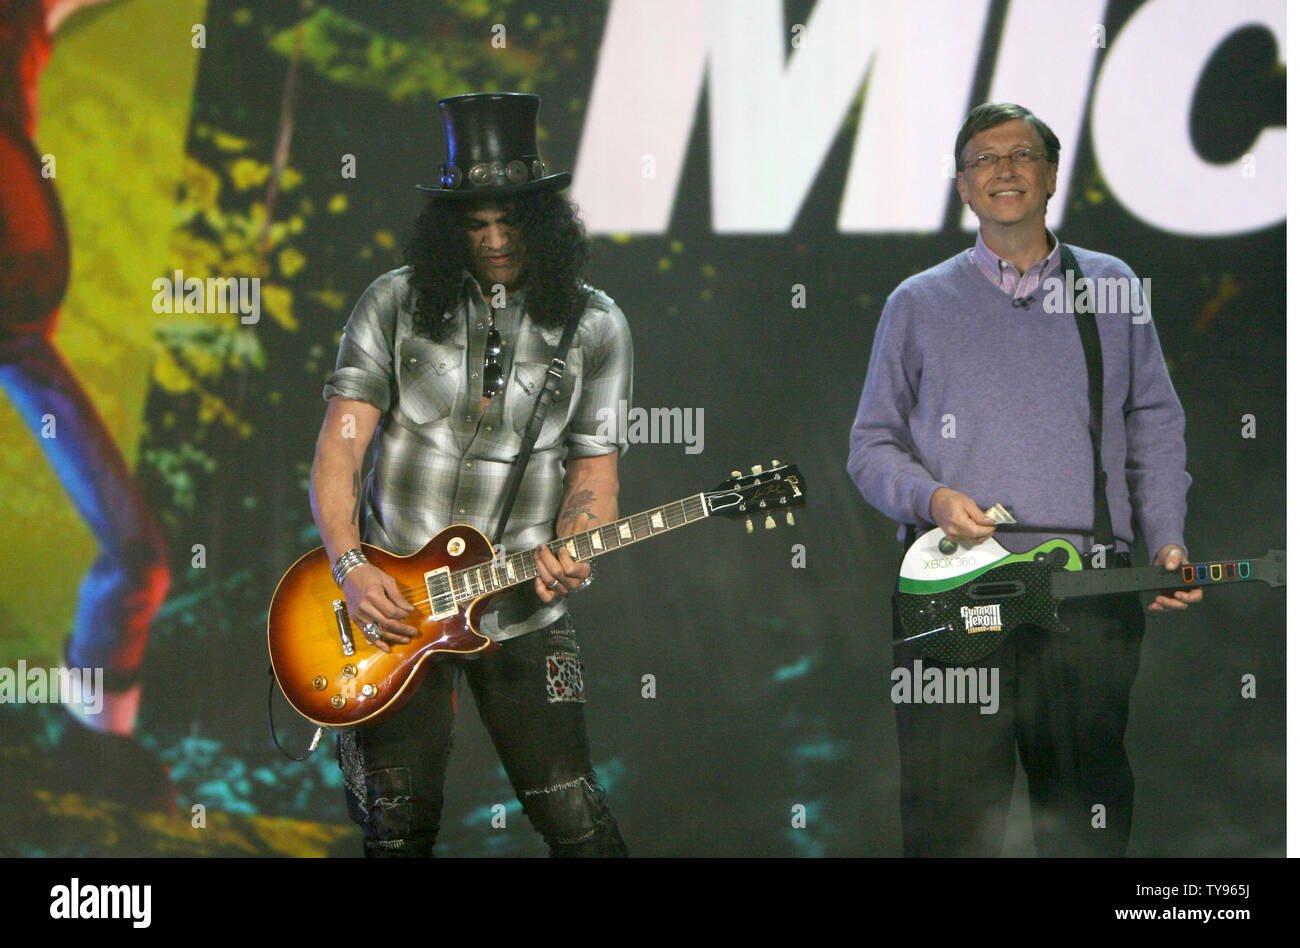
{"left": 332, "top": 548, "right": 369, "bottom": 586}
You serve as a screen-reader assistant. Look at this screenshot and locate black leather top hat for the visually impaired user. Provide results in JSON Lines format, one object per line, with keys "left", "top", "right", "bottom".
{"left": 417, "top": 92, "right": 571, "bottom": 199}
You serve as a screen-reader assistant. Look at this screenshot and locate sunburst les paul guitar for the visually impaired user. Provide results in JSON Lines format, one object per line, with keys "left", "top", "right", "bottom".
{"left": 269, "top": 462, "right": 806, "bottom": 728}
{"left": 895, "top": 527, "right": 1285, "bottom": 665}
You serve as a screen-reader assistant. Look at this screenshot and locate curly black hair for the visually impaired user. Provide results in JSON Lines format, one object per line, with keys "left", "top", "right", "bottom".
{"left": 403, "top": 190, "right": 590, "bottom": 341}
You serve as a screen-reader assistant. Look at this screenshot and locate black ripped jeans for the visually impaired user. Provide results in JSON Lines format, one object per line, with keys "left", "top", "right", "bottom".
{"left": 337, "top": 616, "right": 627, "bottom": 857}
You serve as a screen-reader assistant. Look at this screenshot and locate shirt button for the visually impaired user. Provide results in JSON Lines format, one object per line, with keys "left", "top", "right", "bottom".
{"left": 459, "top": 507, "right": 466, "bottom": 514}
{"left": 465, "top": 462, "right": 473, "bottom": 469}
{"left": 486, "top": 425, "right": 493, "bottom": 431}
{"left": 477, "top": 323, "right": 484, "bottom": 329}
{"left": 471, "top": 371, "right": 478, "bottom": 378}
{"left": 408, "top": 357, "right": 417, "bottom": 364}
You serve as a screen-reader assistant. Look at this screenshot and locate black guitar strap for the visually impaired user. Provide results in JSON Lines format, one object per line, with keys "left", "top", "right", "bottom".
{"left": 1058, "top": 242, "right": 1116, "bottom": 549}
{"left": 492, "top": 305, "right": 584, "bottom": 546}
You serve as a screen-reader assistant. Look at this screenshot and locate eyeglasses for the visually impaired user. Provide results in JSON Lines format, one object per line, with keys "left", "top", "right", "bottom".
{"left": 963, "top": 148, "right": 1047, "bottom": 171}
{"left": 483, "top": 315, "right": 505, "bottom": 398}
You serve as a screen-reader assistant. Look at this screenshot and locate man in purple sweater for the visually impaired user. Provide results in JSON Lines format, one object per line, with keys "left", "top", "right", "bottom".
{"left": 847, "top": 103, "right": 1201, "bottom": 856}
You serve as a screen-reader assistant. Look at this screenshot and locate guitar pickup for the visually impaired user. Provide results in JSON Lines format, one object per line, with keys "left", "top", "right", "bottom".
{"left": 424, "top": 566, "right": 459, "bottom": 620}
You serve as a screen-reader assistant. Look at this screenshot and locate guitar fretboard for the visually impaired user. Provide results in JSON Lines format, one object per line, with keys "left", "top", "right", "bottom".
{"left": 1051, "top": 556, "right": 1278, "bottom": 600}
{"left": 448, "top": 494, "right": 709, "bottom": 602}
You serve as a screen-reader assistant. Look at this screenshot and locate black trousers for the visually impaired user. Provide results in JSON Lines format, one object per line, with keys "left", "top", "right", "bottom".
{"left": 337, "top": 617, "right": 627, "bottom": 857}
{"left": 893, "top": 588, "right": 1146, "bottom": 857}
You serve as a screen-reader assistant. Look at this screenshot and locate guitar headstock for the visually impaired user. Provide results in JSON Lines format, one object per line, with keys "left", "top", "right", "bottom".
{"left": 704, "top": 461, "right": 806, "bottom": 530}
{"left": 1253, "top": 549, "right": 1286, "bottom": 587}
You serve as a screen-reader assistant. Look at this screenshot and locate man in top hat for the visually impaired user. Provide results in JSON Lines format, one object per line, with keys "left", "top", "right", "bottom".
{"left": 309, "top": 92, "right": 632, "bottom": 857}
{"left": 847, "top": 102, "right": 1199, "bottom": 856}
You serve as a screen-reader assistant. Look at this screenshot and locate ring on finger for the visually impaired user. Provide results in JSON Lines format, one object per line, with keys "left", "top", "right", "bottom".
{"left": 363, "top": 622, "right": 381, "bottom": 640}
{"left": 548, "top": 579, "right": 563, "bottom": 590}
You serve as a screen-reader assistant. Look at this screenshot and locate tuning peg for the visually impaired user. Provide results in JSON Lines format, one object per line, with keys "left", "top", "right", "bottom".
{"left": 751, "top": 464, "right": 762, "bottom": 474}
{"left": 731, "top": 470, "right": 742, "bottom": 478}
{"left": 745, "top": 519, "right": 754, "bottom": 534}
{"left": 764, "top": 515, "right": 775, "bottom": 530}
{"left": 786, "top": 512, "right": 795, "bottom": 526}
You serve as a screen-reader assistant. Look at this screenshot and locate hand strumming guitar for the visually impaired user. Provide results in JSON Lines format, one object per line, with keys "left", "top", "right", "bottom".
{"left": 929, "top": 487, "right": 997, "bottom": 544}
{"left": 341, "top": 563, "right": 418, "bottom": 654}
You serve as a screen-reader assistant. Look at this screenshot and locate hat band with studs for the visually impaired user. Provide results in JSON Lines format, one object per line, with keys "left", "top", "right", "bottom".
{"left": 440, "top": 158, "right": 548, "bottom": 190}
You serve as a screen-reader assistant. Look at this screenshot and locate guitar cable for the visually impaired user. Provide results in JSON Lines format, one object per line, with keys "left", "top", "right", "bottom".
{"left": 267, "top": 664, "right": 324, "bottom": 760}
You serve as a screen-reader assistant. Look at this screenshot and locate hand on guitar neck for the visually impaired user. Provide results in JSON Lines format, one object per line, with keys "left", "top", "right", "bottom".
{"left": 532, "top": 543, "right": 591, "bottom": 604}
{"left": 1149, "top": 544, "right": 1202, "bottom": 613}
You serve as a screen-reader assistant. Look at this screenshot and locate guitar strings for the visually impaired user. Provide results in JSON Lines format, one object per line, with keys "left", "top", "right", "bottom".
{"left": 360, "top": 499, "right": 703, "bottom": 613}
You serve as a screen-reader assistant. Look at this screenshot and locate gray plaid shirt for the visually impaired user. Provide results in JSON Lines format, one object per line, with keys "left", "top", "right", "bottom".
{"left": 323, "top": 266, "right": 633, "bottom": 641}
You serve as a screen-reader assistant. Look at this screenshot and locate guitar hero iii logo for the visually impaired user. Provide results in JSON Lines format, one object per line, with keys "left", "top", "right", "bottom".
{"left": 961, "top": 604, "right": 1003, "bottom": 634}
{"left": 573, "top": 0, "right": 1283, "bottom": 237}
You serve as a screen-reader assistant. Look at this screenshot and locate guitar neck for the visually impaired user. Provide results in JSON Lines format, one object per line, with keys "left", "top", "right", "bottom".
{"left": 449, "top": 494, "right": 710, "bottom": 601}
{"left": 1051, "top": 556, "right": 1275, "bottom": 600}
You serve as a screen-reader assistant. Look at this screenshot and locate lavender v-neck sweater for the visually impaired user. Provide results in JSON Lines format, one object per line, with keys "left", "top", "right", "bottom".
{"left": 847, "top": 246, "right": 1190, "bottom": 559}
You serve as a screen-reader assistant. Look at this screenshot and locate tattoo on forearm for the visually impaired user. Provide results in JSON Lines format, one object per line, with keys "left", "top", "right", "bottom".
{"left": 557, "top": 489, "right": 598, "bottom": 534}
{"left": 351, "top": 471, "right": 361, "bottom": 525}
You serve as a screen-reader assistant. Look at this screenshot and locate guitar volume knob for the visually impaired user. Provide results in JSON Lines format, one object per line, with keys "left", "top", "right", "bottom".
{"left": 330, "top": 695, "right": 346, "bottom": 709}
{"left": 311, "top": 676, "right": 327, "bottom": 691}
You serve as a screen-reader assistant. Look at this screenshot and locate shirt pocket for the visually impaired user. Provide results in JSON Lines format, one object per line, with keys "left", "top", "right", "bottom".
{"left": 504, "top": 347, "right": 583, "bottom": 444}
{"left": 395, "top": 337, "right": 463, "bottom": 425}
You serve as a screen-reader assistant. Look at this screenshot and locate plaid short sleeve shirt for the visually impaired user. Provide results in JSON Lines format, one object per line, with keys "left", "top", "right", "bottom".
{"left": 323, "top": 266, "right": 634, "bottom": 641}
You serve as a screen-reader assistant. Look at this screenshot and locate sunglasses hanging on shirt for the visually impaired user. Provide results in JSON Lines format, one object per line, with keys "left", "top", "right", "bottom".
{"left": 483, "top": 311, "right": 505, "bottom": 398}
